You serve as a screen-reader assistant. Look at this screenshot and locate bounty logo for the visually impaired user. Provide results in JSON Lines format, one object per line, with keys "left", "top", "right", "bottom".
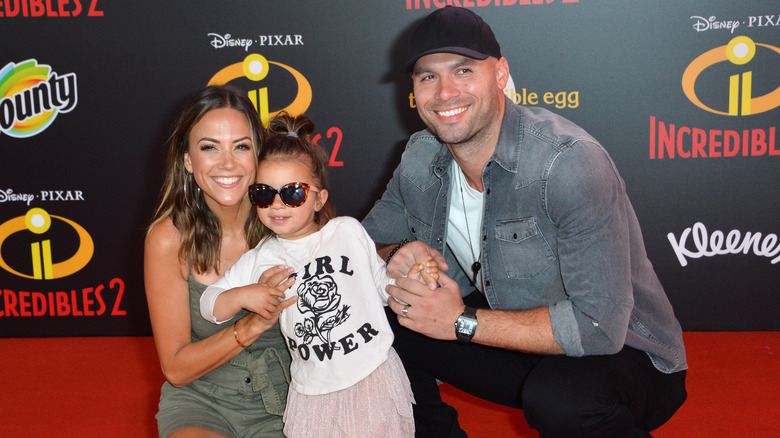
{"left": 208, "top": 54, "right": 312, "bottom": 125}
{"left": 0, "top": 59, "right": 78, "bottom": 138}
{"left": 0, "top": 208, "right": 94, "bottom": 280}
{"left": 682, "top": 36, "right": 780, "bottom": 116}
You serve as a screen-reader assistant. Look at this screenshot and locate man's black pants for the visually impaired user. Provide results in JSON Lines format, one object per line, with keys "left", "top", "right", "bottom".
{"left": 386, "top": 293, "right": 687, "bottom": 438}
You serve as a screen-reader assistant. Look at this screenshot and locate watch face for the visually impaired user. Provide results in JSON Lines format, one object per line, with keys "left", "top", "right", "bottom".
{"left": 456, "top": 317, "right": 477, "bottom": 336}
{"left": 455, "top": 308, "right": 477, "bottom": 342}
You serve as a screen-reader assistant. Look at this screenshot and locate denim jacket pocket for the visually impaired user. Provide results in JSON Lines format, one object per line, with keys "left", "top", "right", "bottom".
{"left": 406, "top": 211, "right": 432, "bottom": 243}
{"left": 495, "top": 217, "right": 555, "bottom": 279}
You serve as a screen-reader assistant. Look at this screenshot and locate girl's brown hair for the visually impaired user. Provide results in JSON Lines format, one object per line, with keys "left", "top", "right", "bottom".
{"left": 259, "top": 112, "right": 335, "bottom": 241}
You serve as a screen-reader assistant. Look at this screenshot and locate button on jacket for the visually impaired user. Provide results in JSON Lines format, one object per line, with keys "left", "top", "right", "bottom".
{"left": 363, "top": 96, "right": 687, "bottom": 374}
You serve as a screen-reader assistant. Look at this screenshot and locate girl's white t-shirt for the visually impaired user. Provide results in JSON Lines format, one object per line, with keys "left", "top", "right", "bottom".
{"left": 201, "top": 216, "right": 395, "bottom": 395}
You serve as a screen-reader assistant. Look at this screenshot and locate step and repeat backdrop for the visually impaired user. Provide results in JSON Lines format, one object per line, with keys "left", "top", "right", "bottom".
{"left": 1, "top": 1, "right": 778, "bottom": 336}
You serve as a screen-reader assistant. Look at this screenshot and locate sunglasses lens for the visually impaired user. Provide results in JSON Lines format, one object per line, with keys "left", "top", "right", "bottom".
{"left": 249, "top": 185, "right": 276, "bottom": 208}
{"left": 280, "top": 184, "right": 307, "bottom": 207}
{"left": 250, "top": 183, "right": 313, "bottom": 208}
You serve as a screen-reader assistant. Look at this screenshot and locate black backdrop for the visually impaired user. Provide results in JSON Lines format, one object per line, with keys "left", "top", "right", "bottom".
{"left": 1, "top": 0, "right": 778, "bottom": 337}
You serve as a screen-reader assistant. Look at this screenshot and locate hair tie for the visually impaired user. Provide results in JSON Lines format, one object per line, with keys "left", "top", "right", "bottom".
{"left": 286, "top": 131, "right": 298, "bottom": 138}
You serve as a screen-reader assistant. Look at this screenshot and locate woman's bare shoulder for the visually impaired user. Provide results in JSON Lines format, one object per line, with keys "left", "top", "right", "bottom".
{"left": 145, "top": 217, "right": 190, "bottom": 283}
{"left": 145, "top": 217, "right": 182, "bottom": 256}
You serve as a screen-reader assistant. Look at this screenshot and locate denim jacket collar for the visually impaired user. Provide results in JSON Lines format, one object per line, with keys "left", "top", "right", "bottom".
{"left": 492, "top": 96, "right": 523, "bottom": 175}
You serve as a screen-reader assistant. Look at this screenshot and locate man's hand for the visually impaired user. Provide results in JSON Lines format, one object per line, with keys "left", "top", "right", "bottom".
{"left": 386, "top": 270, "right": 464, "bottom": 340}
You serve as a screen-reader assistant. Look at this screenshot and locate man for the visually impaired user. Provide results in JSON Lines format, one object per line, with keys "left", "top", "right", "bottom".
{"left": 362, "top": 6, "right": 688, "bottom": 437}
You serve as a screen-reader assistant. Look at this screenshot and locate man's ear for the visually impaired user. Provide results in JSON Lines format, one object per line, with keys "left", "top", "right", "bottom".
{"left": 495, "top": 57, "right": 510, "bottom": 90}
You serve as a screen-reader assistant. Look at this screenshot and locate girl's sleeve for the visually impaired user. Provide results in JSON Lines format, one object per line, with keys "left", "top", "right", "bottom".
{"left": 199, "top": 249, "right": 258, "bottom": 324}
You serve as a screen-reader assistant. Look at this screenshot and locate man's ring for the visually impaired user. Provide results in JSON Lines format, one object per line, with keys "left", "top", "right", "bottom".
{"left": 402, "top": 306, "right": 409, "bottom": 317}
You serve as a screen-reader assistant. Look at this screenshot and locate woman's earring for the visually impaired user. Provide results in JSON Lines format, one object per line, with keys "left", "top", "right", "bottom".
{"left": 184, "top": 173, "right": 192, "bottom": 208}
{"left": 184, "top": 173, "right": 202, "bottom": 209}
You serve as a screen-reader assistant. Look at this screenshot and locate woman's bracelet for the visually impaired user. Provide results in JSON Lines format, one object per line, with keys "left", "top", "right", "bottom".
{"left": 385, "top": 238, "right": 409, "bottom": 265}
{"left": 233, "top": 321, "right": 250, "bottom": 349}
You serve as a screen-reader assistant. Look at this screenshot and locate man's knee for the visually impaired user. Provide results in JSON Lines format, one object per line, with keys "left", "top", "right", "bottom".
{"left": 521, "top": 361, "right": 635, "bottom": 437}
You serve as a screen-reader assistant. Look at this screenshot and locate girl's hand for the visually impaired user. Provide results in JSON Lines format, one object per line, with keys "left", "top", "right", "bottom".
{"left": 258, "top": 264, "right": 296, "bottom": 292}
{"left": 243, "top": 294, "right": 297, "bottom": 328}
{"left": 386, "top": 240, "right": 448, "bottom": 280}
{"left": 236, "top": 293, "right": 297, "bottom": 349}
{"left": 241, "top": 265, "right": 297, "bottom": 318}
{"left": 406, "top": 258, "right": 440, "bottom": 290}
{"left": 237, "top": 284, "right": 285, "bottom": 318}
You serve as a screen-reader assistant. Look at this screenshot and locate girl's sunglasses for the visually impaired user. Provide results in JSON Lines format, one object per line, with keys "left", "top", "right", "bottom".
{"left": 248, "top": 182, "right": 320, "bottom": 208}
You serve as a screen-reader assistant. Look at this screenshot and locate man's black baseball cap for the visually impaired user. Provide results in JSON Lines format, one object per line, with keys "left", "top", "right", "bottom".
{"left": 405, "top": 6, "right": 502, "bottom": 72}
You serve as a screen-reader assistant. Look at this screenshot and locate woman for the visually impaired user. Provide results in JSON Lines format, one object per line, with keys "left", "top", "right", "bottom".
{"left": 145, "top": 85, "right": 293, "bottom": 437}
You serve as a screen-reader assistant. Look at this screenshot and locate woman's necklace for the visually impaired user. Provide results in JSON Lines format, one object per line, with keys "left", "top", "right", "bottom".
{"left": 458, "top": 168, "right": 482, "bottom": 284}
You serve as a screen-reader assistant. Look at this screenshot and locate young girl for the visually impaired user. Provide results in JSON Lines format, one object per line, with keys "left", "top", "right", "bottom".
{"left": 200, "top": 113, "right": 437, "bottom": 437}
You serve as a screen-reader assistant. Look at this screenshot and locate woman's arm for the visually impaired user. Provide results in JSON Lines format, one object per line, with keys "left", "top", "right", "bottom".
{"left": 144, "top": 219, "right": 292, "bottom": 387}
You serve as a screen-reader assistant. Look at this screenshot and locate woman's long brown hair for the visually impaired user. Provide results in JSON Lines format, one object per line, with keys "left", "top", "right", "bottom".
{"left": 148, "top": 85, "right": 266, "bottom": 274}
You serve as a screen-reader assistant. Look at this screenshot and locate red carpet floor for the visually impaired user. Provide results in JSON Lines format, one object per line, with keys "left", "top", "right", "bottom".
{"left": 1, "top": 332, "right": 778, "bottom": 437}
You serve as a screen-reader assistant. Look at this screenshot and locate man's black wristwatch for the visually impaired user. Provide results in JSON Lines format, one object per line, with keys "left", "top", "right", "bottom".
{"left": 455, "top": 306, "right": 478, "bottom": 343}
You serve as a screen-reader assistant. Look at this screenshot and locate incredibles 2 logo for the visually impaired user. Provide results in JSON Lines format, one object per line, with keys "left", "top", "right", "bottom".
{"left": 682, "top": 36, "right": 780, "bottom": 116}
{"left": 0, "top": 59, "right": 78, "bottom": 138}
{"left": 650, "top": 36, "right": 780, "bottom": 159}
{"left": 0, "top": 208, "right": 93, "bottom": 279}
{"left": 208, "top": 54, "right": 312, "bottom": 126}
{"left": 207, "top": 54, "right": 345, "bottom": 166}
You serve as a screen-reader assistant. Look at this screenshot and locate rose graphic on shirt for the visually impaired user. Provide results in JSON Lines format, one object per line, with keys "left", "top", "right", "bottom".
{"left": 294, "top": 274, "right": 350, "bottom": 346}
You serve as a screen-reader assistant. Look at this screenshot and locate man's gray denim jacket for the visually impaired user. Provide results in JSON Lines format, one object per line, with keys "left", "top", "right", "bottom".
{"left": 363, "top": 97, "right": 687, "bottom": 373}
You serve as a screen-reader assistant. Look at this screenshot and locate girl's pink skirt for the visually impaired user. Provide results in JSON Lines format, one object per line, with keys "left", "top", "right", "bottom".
{"left": 283, "top": 347, "right": 415, "bottom": 437}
